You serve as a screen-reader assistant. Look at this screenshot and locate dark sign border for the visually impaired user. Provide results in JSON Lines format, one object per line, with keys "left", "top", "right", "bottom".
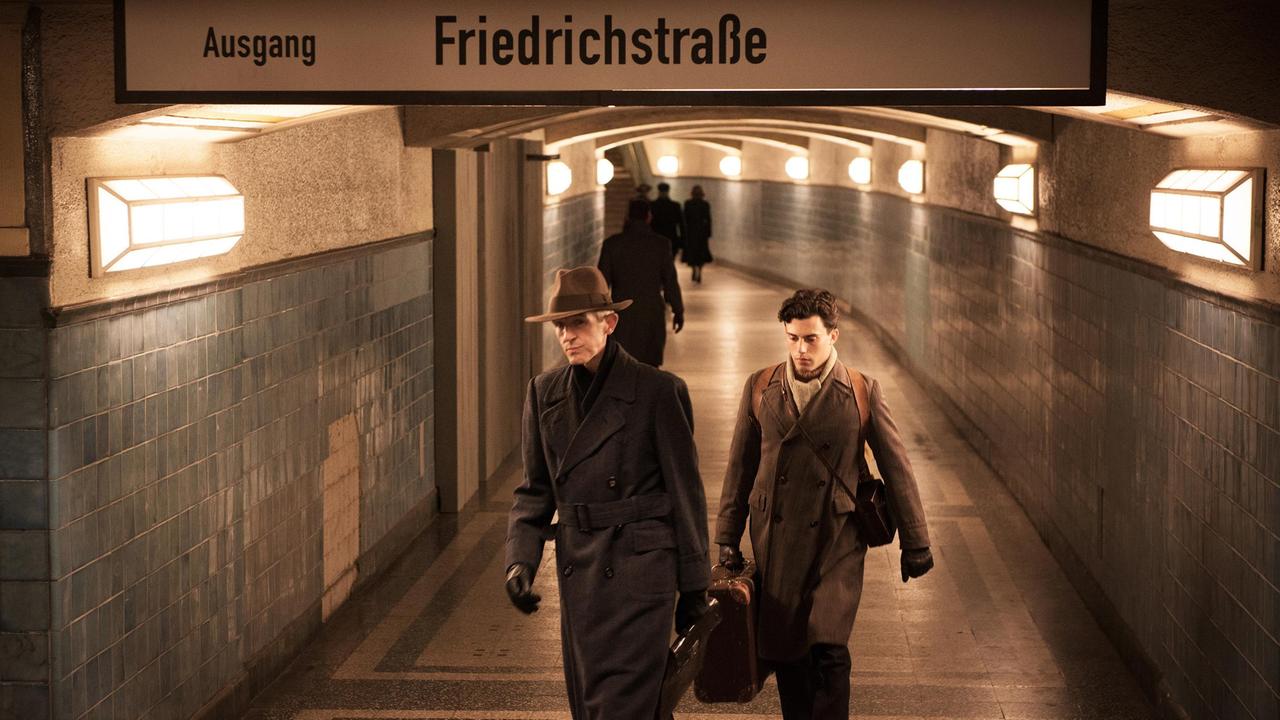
{"left": 114, "top": 0, "right": 1107, "bottom": 107}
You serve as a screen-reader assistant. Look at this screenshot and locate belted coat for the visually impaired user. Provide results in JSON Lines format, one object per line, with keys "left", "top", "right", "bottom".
{"left": 715, "top": 362, "right": 931, "bottom": 661}
{"left": 506, "top": 344, "right": 710, "bottom": 720}
{"left": 598, "top": 221, "right": 684, "bottom": 367}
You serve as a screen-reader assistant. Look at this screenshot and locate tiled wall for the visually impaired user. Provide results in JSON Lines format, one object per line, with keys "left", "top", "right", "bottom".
{"left": 42, "top": 237, "right": 434, "bottom": 720}
{"left": 541, "top": 192, "right": 605, "bottom": 369}
{"left": 0, "top": 268, "right": 52, "bottom": 718}
{"left": 685, "top": 177, "right": 1280, "bottom": 720}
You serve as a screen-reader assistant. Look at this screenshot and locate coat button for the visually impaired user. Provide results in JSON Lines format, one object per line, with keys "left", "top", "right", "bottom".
{"left": 773, "top": 514, "right": 783, "bottom": 523}
{"left": 607, "top": 476, "right": 617, "bottom": 489}
{"left": 809, "top": 520, "right": 819, "bottom": 528}
{"left": 822, "top": 442, "right": 831, "bottom": 450}
{"left": 604, "top": 567, "right": 614, "bottom": 578}
{"left": 563, "top": 564, "right": 574, "bottom": 577}
{"left": 778, "top": 475, "right": 787, "bottom": 484}
{"left": 818, "top": 480, "right": 826, "bottom": 487}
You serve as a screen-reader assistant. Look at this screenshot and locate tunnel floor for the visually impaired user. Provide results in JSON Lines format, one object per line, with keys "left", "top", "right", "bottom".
{"left": 242, "top": 266, "right": 1156, "bottom": 719}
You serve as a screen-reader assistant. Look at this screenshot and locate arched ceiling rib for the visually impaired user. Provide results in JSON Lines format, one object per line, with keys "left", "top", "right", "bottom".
{"left": 667, "top": 127, "right": 870, "bottom": 151}
{"left": 616, "top": 131, "right": 808, "bottom": 155}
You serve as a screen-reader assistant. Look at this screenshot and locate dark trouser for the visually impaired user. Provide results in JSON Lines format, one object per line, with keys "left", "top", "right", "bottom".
{"left": 772, "top": 644, "right": 852, "bottom": 720}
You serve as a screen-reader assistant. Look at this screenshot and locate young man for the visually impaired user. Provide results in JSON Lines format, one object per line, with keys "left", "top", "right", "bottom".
{"left": 716, "top": 289, "right": 934, "bottom": 720}
{"left": 505, "top": 266, "right": 710, "bottom": 720}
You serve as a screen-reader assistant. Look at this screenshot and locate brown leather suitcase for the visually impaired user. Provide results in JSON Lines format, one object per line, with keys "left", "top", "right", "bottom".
{"left": 693, "top": 561, "right": 765, "bottom": 703}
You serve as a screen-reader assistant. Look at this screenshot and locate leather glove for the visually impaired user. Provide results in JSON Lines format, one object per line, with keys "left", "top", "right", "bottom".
{"left": 675, "top": 590, "right": 709, "bottom": 635}
{"left": 673, "top": 313, "right": 685, "bottom": 333}
{"left": 505, "top": 563, "right": 541, "bottom": 614}
{"left": 900, "top": 547, "right": 934, "bottom": 583}
{"left": 718, "top": 544, "right": 745, "bottom": 572}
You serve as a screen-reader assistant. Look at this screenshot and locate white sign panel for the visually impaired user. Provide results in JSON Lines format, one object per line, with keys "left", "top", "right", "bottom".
{"left": 115, "top": 0, "right": 1105, "bottom": 105}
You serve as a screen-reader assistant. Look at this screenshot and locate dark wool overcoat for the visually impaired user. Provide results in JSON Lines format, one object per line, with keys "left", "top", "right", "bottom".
{"left": 715, "top": 362, "right": 931, "bottom": 661}
{"left": 681, "top": 198, "right": 713, "bottom": 266}
{"left": 506, "top": 345, "right": 710, "bottom": 720}
{"left": 649, "top": 195, "right": 685, "bottom": 255}
{"left": 598, "top": 222, "right": 684, "bottom": 367}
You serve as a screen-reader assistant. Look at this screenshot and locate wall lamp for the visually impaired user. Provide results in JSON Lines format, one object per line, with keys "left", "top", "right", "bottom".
{"left": 1149, "top": 168, "right": 1263, "bottom": 269}
{"left": 656, "top": 155, "right": 680, "bottom": 176}
{"left": 719, "top": 155, "right": 742, "bottom": 178}
{"left": 88, "top": 176, "right": 244, "bottom": 276}
{"left": 994, "top": 163, "right": 1036, "bottom": 215}
{"left": 785, "top": 156, "right": 810, "bottom": 181}
{"left": 596, "top": 158, "right": 615, "bottom": 186}
{"left": 848, "top": 156, "right": 872, "bottom": 186}
{"left": 897, "top": 160, "right": 925, "bottom": 195}
{"left": 546, "top": 161, "right": 573, "bottom": 195}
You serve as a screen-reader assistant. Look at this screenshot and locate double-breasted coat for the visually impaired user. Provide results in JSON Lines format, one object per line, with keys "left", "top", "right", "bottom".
{"left": 716, "top": 362, "right": 930, "bottom": 661}
{"left": 681, "top": 198, "right": 713, "bottom": 266}
{"left": 598, "top": 222, "right": 685, "bottom": 367}
{"left": 506, "top": 343, "right": 710, "bottom": 720}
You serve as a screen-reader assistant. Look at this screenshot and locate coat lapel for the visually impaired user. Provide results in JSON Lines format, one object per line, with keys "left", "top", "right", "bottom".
{"left": 782, "top": 360, "right": 853, "bottom": 443}
{"left": 554, "top": 347, "right": 638, "bottom": 480}
{"left": 760, "top": 368, "right": 799, "bottom": 441}
{"left": 539, "top": 368, "right": 578, "bottom": 472}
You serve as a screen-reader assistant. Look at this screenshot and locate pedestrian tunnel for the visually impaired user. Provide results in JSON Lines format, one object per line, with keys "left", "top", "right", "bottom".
{"left": 2, "top": 5, "right": 1279, "bottom": 720}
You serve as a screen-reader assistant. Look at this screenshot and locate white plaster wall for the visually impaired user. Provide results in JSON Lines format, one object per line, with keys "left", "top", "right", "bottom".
{"left": 547, "top": 139, "right": 600, "bottom": 203}
{"left": 872, "top": 139, "right": 925, "bottom": 201}
{"left": 642, "top": 139, "right": 729, "bottom": 181}
{"left": 50, "top": 108, "right": 433, "bottom": 307}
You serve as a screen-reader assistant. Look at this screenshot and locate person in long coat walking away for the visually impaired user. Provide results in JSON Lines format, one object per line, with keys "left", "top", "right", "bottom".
{"left": 505, "top": 266, "right": 710, "bottom": 720}
{"left": 650, "top": 182, "right": 685, "bottom": 258}
{"left": 717, "top": 289, "right": 934, "bottom": 720}
{"left": 682, "top": 186, "right": 713, "bottom": 283}
{"left": 598, "top": 200, "right": 685, "bottom": 367}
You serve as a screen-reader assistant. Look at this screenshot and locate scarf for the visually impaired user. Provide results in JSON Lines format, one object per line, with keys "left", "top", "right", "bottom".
{"left": 786, "top": 346, "right": 838, "bottom": 416}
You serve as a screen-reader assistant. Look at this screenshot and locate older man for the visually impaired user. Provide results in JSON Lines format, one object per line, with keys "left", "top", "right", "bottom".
{"left": 505, "top": 266, "right": 710, "bottom": 720}
{"left": 717, "top": 289, "right": 934, "bottom": 720}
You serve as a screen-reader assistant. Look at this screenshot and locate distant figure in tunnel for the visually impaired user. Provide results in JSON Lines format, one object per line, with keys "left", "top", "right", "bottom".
{"left": 681, "top": 185, "right": 713, "bottom": 283}
{"left": 649, "top": 182, "right": 685, "bottom": 258}
{"left": 716, "top": 289, "right": 934, "bottom": 720}
{"left": 505, "top": 266, "right": 710, "bottom": 720}
{"left": 597, "top": 199, "right": 685, "bottom": 367}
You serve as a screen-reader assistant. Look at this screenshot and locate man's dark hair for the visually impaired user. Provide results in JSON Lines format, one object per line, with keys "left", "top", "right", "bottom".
{"left": 778, "top": 289, "right": 839, "bottom": 330}
{"left": 657, "top": 182, "right": 671, "bottom": 193}
{"left": 627, "top": 199, "right": 650, "bottom": 221}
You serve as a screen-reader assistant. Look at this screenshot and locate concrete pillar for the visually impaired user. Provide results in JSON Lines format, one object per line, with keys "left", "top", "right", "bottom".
{"left": 432, "top": 149, "right": 482, "bottom": 513}
{"left": 0, "top": 4, "right": 27, "bottom": 256}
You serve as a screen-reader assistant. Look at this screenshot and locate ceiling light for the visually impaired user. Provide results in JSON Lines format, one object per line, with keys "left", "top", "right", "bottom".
{"left": 1149, "top": 168, "right": 1263, "bottom": 269}
{"left": 785, "top": 156, "right": 809, "bottom": 181}
{"left": 88, "top": 176, "right": 244, "bottom": 276}
{"left": 719, "top": 156, "right": 742, "bottom": 177}
{"left": 596, "top": 158, "right": 615, "bottom": 186}
{"left": 547, "top": 161, "right": 573, "bottom": 195}
{"left": 897, "top": 160, "right": 924, "bottom": 195}
{"left": 657, "top": 155, "right": 679, "bottom": 176}
{"left": 848, "top": 156, "right": 872, "bottom": 185}
{"left": 993, "top": 163, "right": 1035, "bottom": 215}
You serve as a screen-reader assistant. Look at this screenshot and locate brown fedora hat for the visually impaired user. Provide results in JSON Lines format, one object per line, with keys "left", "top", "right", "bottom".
{"left": 524, "top": 266, "right": 633, "bottom": 323}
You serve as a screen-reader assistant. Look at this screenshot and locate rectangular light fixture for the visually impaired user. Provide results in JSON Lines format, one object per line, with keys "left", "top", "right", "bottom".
{"left": 88, "top": 176, "right": 245, "bottom": 276}
{"left": 994, "top": 163, "right": 1035, "bottom": 215}
{"left": 1149, "top": 168, "right": 1263, "bottom": 269}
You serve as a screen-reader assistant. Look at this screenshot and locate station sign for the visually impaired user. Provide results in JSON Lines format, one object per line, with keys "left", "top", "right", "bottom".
{"left": 115, "top": 0, "right": 1106, "bottom": 106}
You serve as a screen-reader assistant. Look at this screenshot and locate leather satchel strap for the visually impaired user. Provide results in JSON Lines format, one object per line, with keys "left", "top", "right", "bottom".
{"left": 749, "top": 363, "right": 783, "bottom": 427}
